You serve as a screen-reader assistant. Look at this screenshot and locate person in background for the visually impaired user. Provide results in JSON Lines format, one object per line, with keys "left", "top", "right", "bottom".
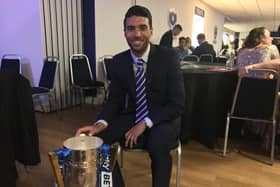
{"left": 237, "top": 27, "right": 279, "bottom": 77}
{"left": 174, "top": 37, "right": 189, "bottom": 60}
{"left": 238, "top": 58, "right": 280, "bottom": 77}
{"left": 185, "top": 36, "right": 195, "bottom": 54}
{"left": 237, "top": 38, "right": 246, "bottom": 54}
{"left": 237, "top": 27, "right": 280, "bottom": 151}
{"left": 75, "top": 5, "right": 185, "bottom": 187}
{"left": 159, "top": 24, "right": 183, "bottom": 48}
{"left": 192, "top": 33, "right": 216, "bottom": 58}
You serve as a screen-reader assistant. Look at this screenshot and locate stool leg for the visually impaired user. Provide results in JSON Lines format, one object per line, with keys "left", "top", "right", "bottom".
{"left": 271, "top": 121, "right": 276, "bottom": 164}
{"left": 223, "top": 114, "right": 231, "bottom": 156}
{"left": 176, "top": 142, "right": 181, "bottom": 187}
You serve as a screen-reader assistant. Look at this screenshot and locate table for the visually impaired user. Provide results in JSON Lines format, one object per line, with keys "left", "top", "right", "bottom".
{"left": 180, "top": 63, "right": 238, "bottom": 148}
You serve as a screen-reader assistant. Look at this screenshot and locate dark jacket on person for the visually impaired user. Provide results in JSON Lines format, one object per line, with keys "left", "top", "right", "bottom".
{"left": 159, "top": 30, "right": 173, "bottom": 48}
{"left": 192, "top": 41, "right": 216, "bottom": 58}
{"left": 98, "top": 44, "right": 185, "bottom": 129}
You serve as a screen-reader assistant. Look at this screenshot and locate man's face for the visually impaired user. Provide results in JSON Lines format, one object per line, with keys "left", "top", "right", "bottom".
{"left": 124, "top": 16, "right": 153, "bottom": 57}
{"left": 179, "top": 39, "right": 186, "bottom": 48}
{"left": 173, "top": 28, "right": 181, "bottom": 36}
{"left": 197, "top": 38, "right": 203, "bottom": 45}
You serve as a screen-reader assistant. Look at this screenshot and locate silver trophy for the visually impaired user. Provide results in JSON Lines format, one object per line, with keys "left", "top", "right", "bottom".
{"left": 49, "top": 136, "right": 119, "bottom": 187}
{"left": 49, "top": 136, "right": 103, "bottom": 187}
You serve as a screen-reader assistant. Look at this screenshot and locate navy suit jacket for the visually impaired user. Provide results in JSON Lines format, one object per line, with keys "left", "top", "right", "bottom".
{"left": 159, "top": 30, "right": 173, "bottom": 48}
{"left": 98, "top": 44, "right": 185, "bottom": 129}
{"left": 192, "top": 41, "right": 216, "bottom": 58}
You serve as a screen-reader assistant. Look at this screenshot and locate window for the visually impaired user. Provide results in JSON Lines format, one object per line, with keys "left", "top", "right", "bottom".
{"left": 192, "top": 7, "right": 205, "bottom": 47}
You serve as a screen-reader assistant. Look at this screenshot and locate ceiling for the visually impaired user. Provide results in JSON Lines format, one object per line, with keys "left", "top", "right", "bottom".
{"left": 200, "top": 0, "right": 280, "bottom": 23}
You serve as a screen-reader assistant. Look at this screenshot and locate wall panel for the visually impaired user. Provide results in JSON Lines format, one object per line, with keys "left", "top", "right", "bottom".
{"left": 41, "top": 0, "right": 83, "bottom": 109}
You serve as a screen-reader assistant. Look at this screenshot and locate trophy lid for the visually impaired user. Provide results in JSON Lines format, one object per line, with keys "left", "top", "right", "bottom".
{"left": 63, "top": 136, "right": 103, "bottom": 151}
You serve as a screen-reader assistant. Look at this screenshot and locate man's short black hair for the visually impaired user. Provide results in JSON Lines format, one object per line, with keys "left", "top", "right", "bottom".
{"left": 123, "top": 5, "right": 152, "bottom": 30}
{"left": 174, "top": 24, "right": 183, "bottom": 31}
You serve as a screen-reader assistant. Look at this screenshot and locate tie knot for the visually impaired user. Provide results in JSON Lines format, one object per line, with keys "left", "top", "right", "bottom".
{"left": 137, "top": 58, "right": 144, "bottom": 68}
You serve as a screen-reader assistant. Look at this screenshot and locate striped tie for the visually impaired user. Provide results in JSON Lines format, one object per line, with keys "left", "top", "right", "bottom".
{"left": 135, "top": 58, "right": 148, "bottom": 124}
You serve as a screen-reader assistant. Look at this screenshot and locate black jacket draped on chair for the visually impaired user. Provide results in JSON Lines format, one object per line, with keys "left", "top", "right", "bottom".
{"left": 0, "top": 72, "right": 40, "bottom": 187}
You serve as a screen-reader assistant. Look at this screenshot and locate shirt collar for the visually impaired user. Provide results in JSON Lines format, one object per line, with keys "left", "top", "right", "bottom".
{"left": 130, "top": 43, "right": 150, "bottom": 64}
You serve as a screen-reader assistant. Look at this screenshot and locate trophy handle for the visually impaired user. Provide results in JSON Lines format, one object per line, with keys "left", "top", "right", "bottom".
{"left": 110, "top": 143, "right": 119, "bottom": 170}
{"left": 48, "top": 152, "right": 65, "bottom": 187}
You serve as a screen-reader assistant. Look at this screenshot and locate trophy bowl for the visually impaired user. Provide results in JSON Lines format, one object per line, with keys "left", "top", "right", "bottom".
{"left": 63, "top": 136, "right": 103, "bottom": 187}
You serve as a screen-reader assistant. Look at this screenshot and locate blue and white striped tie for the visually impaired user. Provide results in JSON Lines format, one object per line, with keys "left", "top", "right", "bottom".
{"left": 135, "top": 58, "right": 148, "bottom": 124}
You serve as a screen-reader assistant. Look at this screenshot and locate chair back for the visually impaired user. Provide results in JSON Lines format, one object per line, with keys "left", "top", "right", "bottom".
{"left": 216, "top": 56, "right": 228, "bottom": 64}
{"left": 70, "top": 54, "right": 93, "bottom": 86}
{"left": 39, "top": 56, "right": 59, "bottom": 89}
{"left": 0, "top": 54, "right": 21, "bottom": 73}
{"left": 101, "top": 55, "right": 113, "bottom": 81}
{"left": 199, "top": 54, "right": 213, "bottom": 63}
{"left": 183, "top": 55, "right": 199, "bottom": 62}
{"left": 231, "top": 69, "right": 280, "bottom": 122}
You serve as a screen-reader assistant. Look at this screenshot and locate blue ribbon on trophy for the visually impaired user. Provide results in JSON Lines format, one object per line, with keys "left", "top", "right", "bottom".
{"left": 54, "top": 147, "right": 72, "bottom": 166}
{"left": 50, "top": 136, "right": 106, "bottom": 187}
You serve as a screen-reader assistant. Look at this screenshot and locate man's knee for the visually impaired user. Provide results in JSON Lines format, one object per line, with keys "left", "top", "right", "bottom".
{"left": 146, "top": 139, "right": 169, "bottom": 156}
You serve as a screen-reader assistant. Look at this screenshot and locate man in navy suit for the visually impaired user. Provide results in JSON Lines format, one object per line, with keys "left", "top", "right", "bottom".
{"left": 76, "top": 5, "right": 185, "bottom": 187}
{"left": 192, "top": 33, "right": 216, "bottom": 58}
{"left": 159, "top": 24, "right": 183, "bottom": 48}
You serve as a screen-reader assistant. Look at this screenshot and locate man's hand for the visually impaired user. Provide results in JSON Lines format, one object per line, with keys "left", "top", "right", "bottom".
{"left": 75, "top": 123, "right": 106, "bottom": 137}
{"left": 125, "top": 120, "right": 147, "bottom": 148}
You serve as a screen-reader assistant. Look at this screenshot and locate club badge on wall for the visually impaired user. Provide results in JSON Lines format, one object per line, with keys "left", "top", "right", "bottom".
{"left": 168, "top": 9, "right": 177, "bottom": 28}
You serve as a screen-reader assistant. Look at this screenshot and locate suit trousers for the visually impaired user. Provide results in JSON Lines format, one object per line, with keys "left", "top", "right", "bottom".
{"left": 97, "top": 114, "right": 179, "bottom": 187}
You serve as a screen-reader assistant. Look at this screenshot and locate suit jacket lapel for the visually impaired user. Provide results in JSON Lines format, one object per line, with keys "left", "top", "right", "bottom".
{"left": 124, "top": 51, "right": 136, "bottom": 99}
{"left": 146, "top": 44, "right": 156, "bottom": 90}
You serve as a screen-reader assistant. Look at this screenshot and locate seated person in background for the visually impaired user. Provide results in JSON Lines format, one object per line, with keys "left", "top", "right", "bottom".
{"left": 238, "top": 57, "right": 280, "bottom": 151}
{"left": 237, "top": 27, "right": 280, "bottom": 151}
{"left": 174, "top": 37, "right": 189, "bottom": 60}
{"left": 237, "top": 27, "right": 279, "bottom": 77}
{"left": 269, "top": 43, "right": 280, "bottom": 55}
{"left": 219, "top": 44, "right": 228, "bottom": 56}
{"left": 159, "top": 24, "right": 183, "bottom": 48}
{"left": 238, "top": 58, "right": 280, "bottom": 77}
{"left": 192, "top": 33, "right": 216, "bottom": 58}
{"left": 185, "top": 36, "right": 195, "bottom": 54}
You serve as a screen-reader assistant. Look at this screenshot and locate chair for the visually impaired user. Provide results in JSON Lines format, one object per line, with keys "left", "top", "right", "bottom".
{"left": 117, "top": 140, "right": 181, "bottom": 187}
{"left": 0, "top": 54, "right": 21, "bottom": 73}
{"left": 223, "top": 69, "right": 280, "bottom": 164}
{"left": 183, "top": 55, "right": 199, "bottom": 62}
{"left": 70, "top": 54, "right": 105, "bottom": 105}
{"left": 216, "top": 56, "right": 228, "bottom": 64}
{"left": 100, "top": 55, "right": 113, "bottom": 102}
{"left": 199, "top": 54, "right": 214, "bottom": 63}
{"left": 32, "top": 56, "right": 59, "bottom": 112}
{"left": 100, "top": 55, "right": 113, "bottom": 82}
